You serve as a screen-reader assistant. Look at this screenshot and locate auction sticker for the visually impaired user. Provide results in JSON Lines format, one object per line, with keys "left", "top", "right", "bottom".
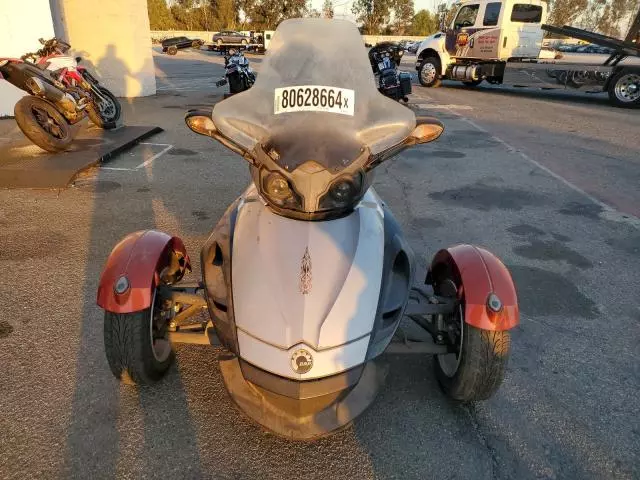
{"left": 274, "top": 85, "right": 355, "bottom": 116}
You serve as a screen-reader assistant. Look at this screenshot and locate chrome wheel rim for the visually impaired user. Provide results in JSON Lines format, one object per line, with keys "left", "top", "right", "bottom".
{"left": 437, "top": 305, "right": 464, "bottom": 377}
{"left": 150, "top": 289, "right": 171, "bottom": 362}
{"left": 32, "top": 106, "right": 64, "bottom": 139}
{"left": 421, "top": 62, "right": 437, "bottom": 84}
{"left": 97, "top": 95, "right": 116, "bottom": 121}
{"left": 614, "top": 74, "right": 640, "bottom": 103}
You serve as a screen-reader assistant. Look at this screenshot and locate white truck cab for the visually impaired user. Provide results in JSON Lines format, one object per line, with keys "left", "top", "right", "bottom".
{"left": 416, "top": 0, "right": 547, "bottom": 86}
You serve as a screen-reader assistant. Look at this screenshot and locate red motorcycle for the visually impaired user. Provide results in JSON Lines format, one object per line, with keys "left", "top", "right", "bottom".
{"left": 26, "top": 38, "right": 121, "bottom": 129}
{"left": 0, "top": 38, "right": 121, "bottom": 152}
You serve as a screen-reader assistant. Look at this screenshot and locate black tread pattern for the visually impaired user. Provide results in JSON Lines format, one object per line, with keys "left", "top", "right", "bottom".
{"left": 87, "top": 87, "right": 121, "bottom": 130}
{"left": 608, "top": 70, "right": 640, "bottom": 109}
{"left": 14, "top": 96, "right": 72, "bottom": 152}
{"left": 436, "top": 324, "right": 510, "bottom": 402}
{"left": 104, "top": 310, "right": 173, "bottom": 385}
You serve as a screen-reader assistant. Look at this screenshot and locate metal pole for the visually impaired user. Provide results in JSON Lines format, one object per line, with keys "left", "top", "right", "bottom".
{"left": 626, "top": 7, "right": 640, "bottom": 43}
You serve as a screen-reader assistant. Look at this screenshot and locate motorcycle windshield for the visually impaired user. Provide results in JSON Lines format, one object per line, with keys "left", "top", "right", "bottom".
{"left": 212, "top": 18, "right": 415, "bottom": 172}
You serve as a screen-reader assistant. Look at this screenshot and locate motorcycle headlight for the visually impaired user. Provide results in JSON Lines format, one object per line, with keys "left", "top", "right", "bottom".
{"left": 265, "top": 172, "right": 291, "bottom": 201}
{"left": 262, "top": 171, "right": 302, "bottom": 208}
{"left": 398, "top": 50, "right": 404, "bottom": 56}
{"left": 318, "top": 174, "right": 363, "bottom": 210}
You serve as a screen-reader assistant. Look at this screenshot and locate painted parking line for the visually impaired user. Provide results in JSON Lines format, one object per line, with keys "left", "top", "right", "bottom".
{"left": 421, "top": 98, "right": 640, "bottom": 227}
{"left": 100, "top": 143, "right": 174, "bottom": 172}
{"left": 418, "top": 104, "right": 474, "bottom": 110}
{"left": 136, "top": 144, "right": 174, "bottom": 169}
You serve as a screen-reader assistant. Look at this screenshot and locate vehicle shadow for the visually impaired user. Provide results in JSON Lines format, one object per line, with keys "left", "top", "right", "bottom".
{"left": 60, "top": 166, "right": 205, "bottom": 478}
{"left": 443, "top": 82, "right": 613, "bottom": 109}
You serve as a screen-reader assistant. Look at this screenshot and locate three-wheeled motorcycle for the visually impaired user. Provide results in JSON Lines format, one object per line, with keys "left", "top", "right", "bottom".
{"left": 97, "top": 18, "right": 518, "bottom": 440}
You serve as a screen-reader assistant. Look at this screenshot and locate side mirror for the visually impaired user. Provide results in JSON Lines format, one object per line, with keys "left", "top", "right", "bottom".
{"left": 39, "top": 38, "right": 45, "bottom": 44}
{"left": 184, "top": 109, "right": 255, "bottom": 162}
{"left": 75, "top": 56, "right": 82, "bottom": 63}
{"left": 409, "top": 117, "right": 444, "bottom": 144}
{"left": 365, "top": 116, "right": 444, "bottom": 171}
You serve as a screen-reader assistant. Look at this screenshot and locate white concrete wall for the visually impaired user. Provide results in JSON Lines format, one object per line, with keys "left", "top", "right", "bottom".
{"left": 0, "top": 0, "right": 56, "bottom": 117}
{"left": 50, "top": 0, "right": 156, "bottom": 97}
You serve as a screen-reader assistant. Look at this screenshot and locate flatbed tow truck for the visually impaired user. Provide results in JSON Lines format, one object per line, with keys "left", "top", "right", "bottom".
{"left": 415, "top": 0, "right": 640, "bottom": 108}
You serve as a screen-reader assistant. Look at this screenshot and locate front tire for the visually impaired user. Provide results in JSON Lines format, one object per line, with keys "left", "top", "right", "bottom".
{"left": 87, "top": 86, "right": 121, "bottom": 130}
{"left": 104, "top": 290, "right": 174, "bottom": 385}
{"left": 418, "top": 56, "right": 442, "bottom": 88}
{"left": 608, "top": 70, "right": 640, "bottom": 108}
{"left": 435, "top": 320, "right": 510, "bottom": 402}
{"left": 167, "top": 46, "right": 178, "bottom": 55}
{"left": 14, "top": 96, "right": 73, "bottom": 152}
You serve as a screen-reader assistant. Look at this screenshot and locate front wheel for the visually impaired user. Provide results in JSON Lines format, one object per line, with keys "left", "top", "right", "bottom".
{"left": 167, "top": 45, "right": 178, "bottom": 55}
{"left": 418, "top": 57, "right": 442, "bottom": 88}
{"left": 104, "top": 288, "right": 174, "bottom": 385}
{"left": 241, "top": 39, "right": 248, "bottom": 45}
{"left": 192, "top": 40, "right": 201, "bottom": 48}
{"left": 87, "top": 86, "right": 121, "bottom": 129}
{"left": 14, "top": 96, "right": 74, "bottom": 152}
{"left": 608, "top": 70, "right": 640, "bottom": 108}
{"left": 434, "top": 316, "right": 510, "bottom": 402}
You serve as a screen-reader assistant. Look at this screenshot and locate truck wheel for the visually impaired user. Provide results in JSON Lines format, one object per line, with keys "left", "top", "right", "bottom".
{"left": 462, "top": 79, "right": 483, "bottom": 87}
{"left": 104, "top": 289, "right": 174, "bottom": 385}
{"left": 419, "top": 57, "right": 441, "bottom": 88}
{"left": 434, "top": 305, "right": 511, "bottom": 402}
{"left": 608, "top": 70, "right": 640, "bottom": 108}
{"left": 14, "top": 96, "right": 73, "bottom": 152}
{"left": 167, "top": 46, "right": 178, "bottom": 55}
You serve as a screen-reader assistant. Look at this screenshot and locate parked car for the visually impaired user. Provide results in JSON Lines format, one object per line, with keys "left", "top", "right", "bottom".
{"left": 578, "top": 44, "right": 615, "bottom": 54}
{"left": 556, "top": 43, "right": 581, "bottom": 52}
{"left": 161, "top": 36, "right": 203, "bottom": 55}
{"left": 212, "top": 31, "right": 251, "bottom": 46}
{"left": 407, "top": 41, "right": 421, "bottom": 54}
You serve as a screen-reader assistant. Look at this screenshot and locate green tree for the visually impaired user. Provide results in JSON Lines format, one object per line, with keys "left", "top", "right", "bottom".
{"left": 322, "top": 0, "right": 334, "bottom": 18}
{"left": 216, "top": 0, "right": 238, "bottom": 28}
{"left": 411, "top": 9, "right": 438, "bottom": 36}
{"left": 390, "top": 0, "right": 414, "bottom": 34}
{"left": 245, "top": 0, "right": 307, "bottom": 29}
{"left": 548, "top": 0, "right": 589, "bottom": 26}
{"left": 147, "top": 0, "right": 177, "bottom": 30}
{"left": 351, "top": 0, "right": 392, "bottom": 34}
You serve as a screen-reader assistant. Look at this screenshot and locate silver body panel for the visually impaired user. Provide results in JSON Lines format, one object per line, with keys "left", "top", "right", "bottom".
{"left": 232, "top": 186, "right": 385, "bottom": 380}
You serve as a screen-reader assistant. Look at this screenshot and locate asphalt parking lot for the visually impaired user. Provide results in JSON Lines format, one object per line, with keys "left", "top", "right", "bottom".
{"left": 0, "top": 46, "right": 639, "bottom": 480}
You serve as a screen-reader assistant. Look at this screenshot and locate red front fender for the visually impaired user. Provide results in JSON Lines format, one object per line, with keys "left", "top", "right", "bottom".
{"left": 428, "top": 245, "right": 519, "bottom": 331}
{"left": 97, "top": 230, "right": 190, "bottom": 313}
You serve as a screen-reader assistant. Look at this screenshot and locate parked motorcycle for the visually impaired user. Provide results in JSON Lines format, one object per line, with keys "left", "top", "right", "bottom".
{"left": 30, "top": 38, "right": 121, "bottom": 129}
{"left": 215, "top": 48, "right": 255, "bottom": 97}
{"left": 97, "top": 19, "right": 518, "bottom": 440}
{"left": 369, "top": 43, "right": 412, "bottom": 102}
{"left": 0, "top": 38, "right": 121, "bottom": 152}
